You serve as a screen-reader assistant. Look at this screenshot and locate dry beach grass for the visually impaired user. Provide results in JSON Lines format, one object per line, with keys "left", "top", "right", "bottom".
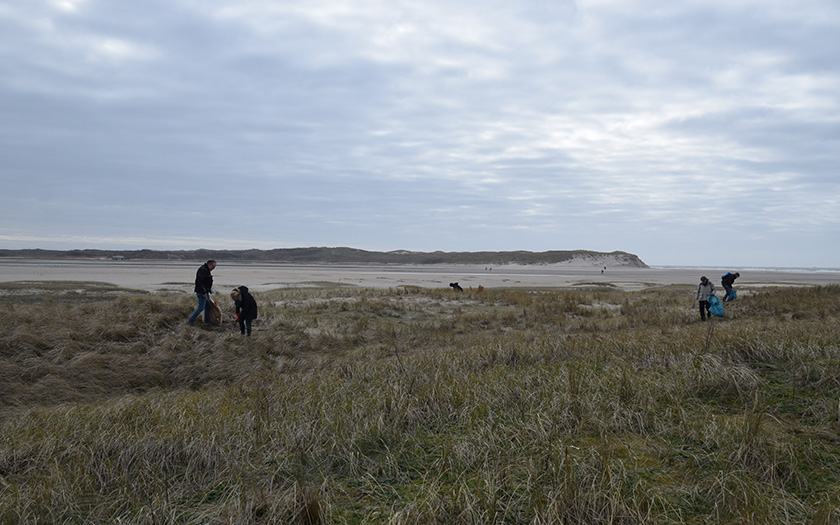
{"left": 0, "top": 278, "right": 839, "bottom": 523}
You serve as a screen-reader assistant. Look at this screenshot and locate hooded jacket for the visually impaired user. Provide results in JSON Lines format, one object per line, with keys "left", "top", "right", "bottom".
{"left": 234, "top": 286, "right": 258, "bottom": 320}
{"left": 696, "top": 281, "right": 716, "bottom": 301}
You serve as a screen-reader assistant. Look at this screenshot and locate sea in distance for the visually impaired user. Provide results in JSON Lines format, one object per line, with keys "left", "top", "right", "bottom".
{"left": 652, "top": 265, "right": 840, "bottom": 274}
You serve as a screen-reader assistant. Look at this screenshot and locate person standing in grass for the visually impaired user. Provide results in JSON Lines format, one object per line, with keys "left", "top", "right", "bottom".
{"left": 721, "top": 271, "right": 740, "bottom": 302}
{"left": 231, "top": 286, "right": 258, "bottom": 336}
{"left": 695, "top": 276, "right": 716, "bottom": 321}
{"left": 188, "top": 259, "right": 216, "bottom": 325}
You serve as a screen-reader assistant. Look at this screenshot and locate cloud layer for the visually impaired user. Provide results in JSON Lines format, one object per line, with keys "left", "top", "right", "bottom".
{"left": 1, "top": 0, "right": 839, "bottom": 266}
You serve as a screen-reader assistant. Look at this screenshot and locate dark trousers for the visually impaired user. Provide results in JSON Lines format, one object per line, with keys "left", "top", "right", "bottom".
{"left": 238, "top": 318, "right": 252, "bottom": 335}
{"left": 698, "top": 300, "right": 711, "bottom": 320}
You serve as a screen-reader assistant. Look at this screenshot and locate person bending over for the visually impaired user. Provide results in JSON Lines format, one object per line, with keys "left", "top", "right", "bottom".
{"left": 721, "top": 271, "right": 740, "bottom": 302}
{"left": 231, "top": 286, "right": 258, "bottom": 336}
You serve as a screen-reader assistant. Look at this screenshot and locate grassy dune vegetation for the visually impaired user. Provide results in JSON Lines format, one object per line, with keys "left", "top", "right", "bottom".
{"left": 1, "top": 280, "right": 838, "bottom": 523}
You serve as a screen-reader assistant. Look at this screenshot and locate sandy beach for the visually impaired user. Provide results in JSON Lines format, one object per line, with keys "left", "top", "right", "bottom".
{"left": 1, "top": 258, "right": 837, "bottom": 294}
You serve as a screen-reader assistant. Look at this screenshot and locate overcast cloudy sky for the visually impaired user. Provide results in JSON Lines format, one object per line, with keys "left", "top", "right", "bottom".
{"left": 1, "top": 0, "right": 838, "bottom": 267}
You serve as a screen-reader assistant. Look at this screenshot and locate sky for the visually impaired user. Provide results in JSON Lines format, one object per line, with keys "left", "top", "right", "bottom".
{"left": 1, "top": 0, "right": 839, "bottom": 268}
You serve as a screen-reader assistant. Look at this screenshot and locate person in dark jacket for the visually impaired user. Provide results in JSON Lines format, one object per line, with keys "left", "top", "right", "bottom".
{"left": 230, "top": 286, "right": 258, "bottom": 336}
{"left": 721, "top": 271, "right": 740, "bottom": 302}
{"left": 188, "top": 260, "right": 216, "bottom": 325}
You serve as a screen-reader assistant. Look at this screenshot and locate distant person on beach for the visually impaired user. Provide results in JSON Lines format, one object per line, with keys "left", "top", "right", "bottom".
{"left": 721, "top": 272, "right": 740, "bottom": 302}
{"left": 695, "top": 276, "right": 716, "bottom": 321}
{"left": 188, "top": 260, "right": 216, "bottom": 325}
{"left": 230, "top": 286, "right": 258, "bottom": 336}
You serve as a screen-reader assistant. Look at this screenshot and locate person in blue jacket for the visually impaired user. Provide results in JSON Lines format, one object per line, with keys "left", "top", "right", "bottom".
{"left": 721, "top": 272, "right": 740, "bottom": 302}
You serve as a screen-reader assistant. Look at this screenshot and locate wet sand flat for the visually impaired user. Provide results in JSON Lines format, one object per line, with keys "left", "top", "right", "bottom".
{"left": 1, "top": 259, "right": 837, "bottom": 293}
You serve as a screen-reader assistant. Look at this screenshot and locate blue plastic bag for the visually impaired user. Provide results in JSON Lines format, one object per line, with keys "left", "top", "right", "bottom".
{"left": 708, "top": 295, "right": 724, "bottom": 317}
{"left": 724, "top": 288, "right": 737, "bottom": 302}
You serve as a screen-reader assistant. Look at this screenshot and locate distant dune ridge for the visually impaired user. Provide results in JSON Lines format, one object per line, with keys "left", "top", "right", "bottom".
{"left": 0, "top": 247, "right": 648, "bottom": 267}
